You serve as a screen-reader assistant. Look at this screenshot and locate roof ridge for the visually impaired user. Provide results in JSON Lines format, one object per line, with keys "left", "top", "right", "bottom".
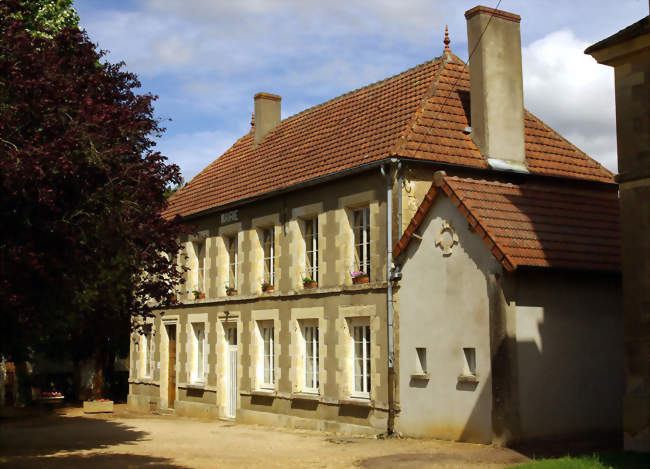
{"left": 393, "top": 52, "right": 472, "bottom": 157}
{"left": 447, "top": 175, "right": 618, "bottom": 197}
{"left": 278, "top": 56, "right": 445, "bottom": 126}
{"left": 390, "top": 51, "right": 453, "bottom": 156}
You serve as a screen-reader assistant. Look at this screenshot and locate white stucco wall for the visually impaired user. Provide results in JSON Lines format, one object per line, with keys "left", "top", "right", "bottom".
{"left": 396, "top": 193, "right": 623, "bottom": 445}
{"left": 396, "top": 196, "right": 502, "bottom": 443}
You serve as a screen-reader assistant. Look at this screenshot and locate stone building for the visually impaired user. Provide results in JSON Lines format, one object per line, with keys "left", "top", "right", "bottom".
{"left": 586, "top": 7, "right": 650, "bottom": 452}
{"left": 128, "top": 6, "right": 624, "bottom": 444}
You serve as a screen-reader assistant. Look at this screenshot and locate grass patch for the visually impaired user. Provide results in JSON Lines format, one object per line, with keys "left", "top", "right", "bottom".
{"left": 508, "top": 451, "right": 650, "bottom": 469}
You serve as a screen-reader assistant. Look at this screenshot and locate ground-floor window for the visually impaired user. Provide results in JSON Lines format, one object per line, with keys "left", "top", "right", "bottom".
{"left": 140, "top": 325, "right": 154, "bottom": 378}
{"left": 258, "top": 321, "right": 275, "bottom": 388}
{"left": 302, "top": 322, "right": 319, "bottom": 393}
{"left": 351, "top": 320, "right": 371, "bottom": 397}
{"left": 191, "top": 322, "right": 206, "bottom": 383}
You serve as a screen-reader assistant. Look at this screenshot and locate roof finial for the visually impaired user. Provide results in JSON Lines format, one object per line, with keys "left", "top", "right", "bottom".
{"left": 444, "top": 25, "right": 451, "bottom": 52}
{"left": 250, "top": 112, "right": 255, "bottom": 128}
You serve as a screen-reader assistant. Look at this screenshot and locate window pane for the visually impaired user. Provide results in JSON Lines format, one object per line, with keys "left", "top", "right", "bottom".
{"left": 228, "top": 236, "right": 238, "bottom": 288}
{"left": 263, "top": 229, "right": 275, "bottom": 285}
{"left": 262, "top": 326, "right": 274, "bottom": 385}
{"left": 353, "top": 208, "right": 370, "bottom": 277}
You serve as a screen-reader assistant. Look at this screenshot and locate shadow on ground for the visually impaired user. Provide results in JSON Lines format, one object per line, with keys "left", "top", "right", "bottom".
{"left": 1, "top": 453, "right": 188, "bottom": 469}
{"left": 0, "top": 408, "right": 148, "bottom": 459}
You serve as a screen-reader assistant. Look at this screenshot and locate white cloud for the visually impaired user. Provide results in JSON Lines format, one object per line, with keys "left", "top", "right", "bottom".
{"left": 78, "top": 1, "right": 623, "bottom": 177}
{"left": 523, "top": 30, "right": 617, "bottom": 172}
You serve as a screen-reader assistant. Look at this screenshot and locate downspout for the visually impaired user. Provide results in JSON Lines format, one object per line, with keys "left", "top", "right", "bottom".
{"left": 381, "top": 159, "right": 400, "bottom": 435}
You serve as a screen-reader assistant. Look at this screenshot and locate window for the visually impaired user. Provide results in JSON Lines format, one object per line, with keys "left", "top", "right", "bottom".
{"left": 262, "top": 228, "right": 275, "bottom": 285}
{"left": 353, "top": 207, "right": 370, "bottom": 278}
{"left": 352, "top": 322, "right": 371, "bottom": 396}
{"left": 415, "top": 347, "right": 427, "bottom": 374}
{"left": 191, "top": 323, "right": 206, "bottom": 383}
{"left": 195, "top": 240, "right": 206, "bottom": 293}
{"left": 302, "top": 323, "right": 319, "bottom": 393}
{"left": 463, "top": 347, "right": 476, "bottom": 376}
{"left": 142, "top": 325, "right": 154, "bottom": 378}
{"left": 261, "top": 323, "right": 274, "bottom": 387}
{"left": 304, "top": 218, "right": 318, "bottom": 283}
{"left": 226, "top": 235, "right": 238, "bottom": 289}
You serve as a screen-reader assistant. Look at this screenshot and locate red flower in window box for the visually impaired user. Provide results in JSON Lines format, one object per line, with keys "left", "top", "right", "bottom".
{"left": 351, "top": 271, "right": 369, "bottom": 284}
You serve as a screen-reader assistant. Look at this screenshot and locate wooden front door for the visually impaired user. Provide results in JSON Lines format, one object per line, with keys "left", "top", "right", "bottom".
{"left": 167, "top": 324, "right": 176, "bottom": 408}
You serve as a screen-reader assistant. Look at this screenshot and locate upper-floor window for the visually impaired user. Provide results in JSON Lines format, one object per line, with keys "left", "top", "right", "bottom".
{"left": 262, "top": 228, "right": 275, "bottom": 286}
{"left": 304, "top": 218, "right": 318, "bottom": 283}
{"left": 194, "top": 240, "right": 206, "bottom": 293}
{"left": 353, "top": 207, "right": 370, "bottom": 278}
{"left": 226, "top": 235, "right": 238, "bottom": 290}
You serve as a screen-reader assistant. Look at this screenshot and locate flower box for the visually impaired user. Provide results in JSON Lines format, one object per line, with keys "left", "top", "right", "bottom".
{"left": 352, "top": 275, "right": 369, "bottom": 285}
{"left": 226, "top": 289, "right": 238, "bottom": 296}
{"left": 303, "top": 281, "right": 318, "bottom": 288}
{"left": 262, "top": 285, "right": 275, "bottom": 293}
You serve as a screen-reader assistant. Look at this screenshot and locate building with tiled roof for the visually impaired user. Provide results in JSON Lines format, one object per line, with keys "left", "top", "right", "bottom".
{"left": 129, "top": 5, "right": 623, "bottom": 446}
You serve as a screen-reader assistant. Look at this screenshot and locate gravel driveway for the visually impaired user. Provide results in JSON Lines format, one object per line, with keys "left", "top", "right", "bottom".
{"left": 0, "top": 405, "right": 528, "bottom": 468}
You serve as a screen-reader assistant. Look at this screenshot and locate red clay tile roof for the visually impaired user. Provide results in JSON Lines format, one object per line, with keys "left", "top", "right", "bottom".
{"left": 165, "top": 51, "right": 614, "bottom": 219}
{"left": 394, "top": 173, "right": 621, "bottom": 272}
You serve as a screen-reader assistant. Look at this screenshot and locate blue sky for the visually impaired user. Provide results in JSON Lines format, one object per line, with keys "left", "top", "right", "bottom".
{"left": 75, "top": 0, "right": 649, "bottom": 181}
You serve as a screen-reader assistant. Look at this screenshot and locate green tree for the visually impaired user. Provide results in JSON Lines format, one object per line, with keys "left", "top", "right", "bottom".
{"left": 6, "top": 0, "right": 79, "bottom": 38}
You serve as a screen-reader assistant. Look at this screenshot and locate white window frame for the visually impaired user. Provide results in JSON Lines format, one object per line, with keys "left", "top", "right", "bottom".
{"left": 194, "top": 240, "right": 207, "bottom": 293}
{"left": 191, "top": 322, "right": 207, "bottom": 384}
{"left": 262, "top": 228, "right": 275, "bottom": 286}
{"left": 304, "top": 218, "right": 319, "bottom": 283}
{"left": 301, "top": 322, "right": 319, "bottom": 393}
{"left": 226, "top": 235, "right": 238, "bottom": 290}
{"left": 353, "top": 207, "right": 370, "bottom": 278}
{"left": 141, "top": 325, "right": 154, "bottom": 378}
{"left": 259, "top": 321, "right": 275, "bottom": 389}
{"left": 351, "top": 319, "right": 371, "bottom": 398}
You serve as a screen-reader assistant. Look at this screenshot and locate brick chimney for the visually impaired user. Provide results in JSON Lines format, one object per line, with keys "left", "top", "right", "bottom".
{"left": 253, "top": 92, "right": 281, "bottom": 145}
{"left": 465, "top": 6, "right": 528, "bottom": 172}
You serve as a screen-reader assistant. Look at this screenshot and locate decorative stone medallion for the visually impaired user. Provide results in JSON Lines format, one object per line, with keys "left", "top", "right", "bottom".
{"left": 435, "top": 221, "right": 459, "bottom": 256}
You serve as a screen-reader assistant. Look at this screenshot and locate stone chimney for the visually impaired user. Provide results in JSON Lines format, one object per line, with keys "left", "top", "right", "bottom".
{"left": 253, "top": 92, "right": 281, "bottom": 145}
{"left": 465, "top": 6, "right": 528, "bottom": 172}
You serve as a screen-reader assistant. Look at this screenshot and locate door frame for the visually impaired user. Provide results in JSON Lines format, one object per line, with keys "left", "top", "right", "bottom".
{"left": 161, "top": 318, "right": 179, "bottom": 410}
{"left": 219, "top": 314, "right": 240, "bottom": 419}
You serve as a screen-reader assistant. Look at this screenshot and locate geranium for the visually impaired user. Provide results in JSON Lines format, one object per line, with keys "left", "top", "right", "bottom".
{"left": 350, "top": 271, "right": 368, "bottom": 279}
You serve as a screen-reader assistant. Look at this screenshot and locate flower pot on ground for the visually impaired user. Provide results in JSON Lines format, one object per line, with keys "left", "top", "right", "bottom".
{"left": 170, "top": 295, "right": 178, "bottom": 303}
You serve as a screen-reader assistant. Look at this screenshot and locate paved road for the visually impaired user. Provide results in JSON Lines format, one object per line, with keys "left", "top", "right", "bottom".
{"left": 0, "top": 405, "right": 528, "bottom": 468}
